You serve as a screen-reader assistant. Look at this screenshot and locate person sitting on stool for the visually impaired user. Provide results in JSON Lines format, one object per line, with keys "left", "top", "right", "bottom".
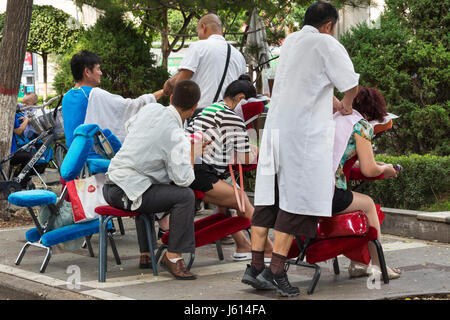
{"left": 103, "top": 80, "right": 209, "bottom": 280}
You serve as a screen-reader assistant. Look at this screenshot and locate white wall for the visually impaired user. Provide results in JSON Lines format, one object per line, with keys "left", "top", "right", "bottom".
{"left": 336, "top": 0, "right": 385, "bottom": 38}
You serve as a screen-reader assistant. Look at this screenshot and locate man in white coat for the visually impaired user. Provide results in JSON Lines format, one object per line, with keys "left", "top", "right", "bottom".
{"left": 241, "top": 1, "right": 359, "bottom": 297}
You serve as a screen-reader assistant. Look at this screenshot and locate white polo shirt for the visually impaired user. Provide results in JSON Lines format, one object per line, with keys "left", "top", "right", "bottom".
{"left": 179, "top": 34, "right": 247, "bottom": 109}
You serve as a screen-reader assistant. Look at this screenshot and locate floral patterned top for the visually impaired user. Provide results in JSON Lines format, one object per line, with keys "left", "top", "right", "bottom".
{"left": 335, "top": 119, "right": 374, "bottom": 190}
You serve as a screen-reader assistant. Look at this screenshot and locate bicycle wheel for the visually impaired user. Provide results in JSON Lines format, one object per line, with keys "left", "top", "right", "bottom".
{"left": 54, "top": 142, "right": 68, "bottom": 173}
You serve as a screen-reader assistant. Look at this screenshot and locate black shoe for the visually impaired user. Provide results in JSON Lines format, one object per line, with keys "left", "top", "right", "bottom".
{"left": 241, "top": 265, "right": 272, "bottom": 290}
{"left": 256, "top": 265, "right": 300, "bottom": 297}
{"left": 158, "top": 228, "right": 168, "bottom": 239}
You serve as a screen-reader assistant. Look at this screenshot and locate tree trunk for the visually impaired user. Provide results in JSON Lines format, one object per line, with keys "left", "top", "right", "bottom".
{"left": 0, "top": 0, "right": 33, "bottom": 216}
{"left": 42, "top": 53, "right": 48, "bottom": 101}
{"left": 161, "top": 8, "right": 169, "bottom": 70}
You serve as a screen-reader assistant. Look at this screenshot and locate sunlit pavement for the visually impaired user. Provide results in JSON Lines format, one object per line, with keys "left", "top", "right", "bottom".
{"left": 0, "top": 210, "right": 448, "bottom": 300}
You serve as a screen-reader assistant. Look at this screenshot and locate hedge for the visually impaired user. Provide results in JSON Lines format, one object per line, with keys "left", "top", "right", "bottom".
{"left": 243, "top": 154, "right": 449, "bottom": 211}
{"left": 359, "top": 154, "right": 449, "bottom": 210}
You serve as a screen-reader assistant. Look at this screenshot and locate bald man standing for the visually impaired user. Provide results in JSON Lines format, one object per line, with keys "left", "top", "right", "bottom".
{"left": 164, "top": 13, "right": 247, "bottom": 110}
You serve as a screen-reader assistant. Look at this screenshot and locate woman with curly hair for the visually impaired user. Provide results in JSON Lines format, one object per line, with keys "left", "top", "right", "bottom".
{"left": 332, "top": 86, "right": 402, "bottom": 280}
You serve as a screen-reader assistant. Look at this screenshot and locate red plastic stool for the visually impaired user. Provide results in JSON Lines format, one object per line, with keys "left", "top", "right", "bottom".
{"left": 95, "top": 205, "right": 158, "bottom": 282}
{"left": 287, "top": 207, "right": 389, "bottom": 294}
{"left": 156, "top": 213, "right": 251, "bottom": 270}
{"left": 155, "top": 190, "right": 251, "bottom": 270}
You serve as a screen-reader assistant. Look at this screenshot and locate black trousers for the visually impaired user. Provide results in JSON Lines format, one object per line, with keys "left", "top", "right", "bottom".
{"left": 103, "top": 183, "right": 196, "bottom": 254}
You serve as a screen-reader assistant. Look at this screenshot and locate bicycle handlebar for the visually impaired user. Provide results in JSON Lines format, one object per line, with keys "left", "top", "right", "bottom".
{"left": 17, "top": 95, "right": 61, "bottom": 112}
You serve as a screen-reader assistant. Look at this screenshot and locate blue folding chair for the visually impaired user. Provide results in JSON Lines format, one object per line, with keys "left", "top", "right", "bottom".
{"left": 9, "top": 124, "right": 121, "bottom": 273}
{"left": 65, "top": 126, "right": 127, "bottom": 236}
{"left": 61, "top": 124, "right": 158, "bottom": 282}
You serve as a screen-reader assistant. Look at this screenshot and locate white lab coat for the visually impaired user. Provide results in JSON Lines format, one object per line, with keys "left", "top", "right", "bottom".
{"left": 254, "top": 26, "right": 359, "bottom": 217}
{"left": 84, "top": 88, "right": 156, "bottom": 143}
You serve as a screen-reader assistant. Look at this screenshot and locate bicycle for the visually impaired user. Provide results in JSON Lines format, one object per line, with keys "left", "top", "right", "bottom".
{"left": 0, "top": 96, "right": 67, "bottom": 200}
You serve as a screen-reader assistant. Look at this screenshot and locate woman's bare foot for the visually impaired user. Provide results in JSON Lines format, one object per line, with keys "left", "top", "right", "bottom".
{"left": 386, "top": 266, "right": 402, "bottom": 279}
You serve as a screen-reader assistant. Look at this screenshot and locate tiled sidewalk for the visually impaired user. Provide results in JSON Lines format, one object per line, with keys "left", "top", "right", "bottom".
{"left": 0, "top": 212, "right": 448, "bottom": 300}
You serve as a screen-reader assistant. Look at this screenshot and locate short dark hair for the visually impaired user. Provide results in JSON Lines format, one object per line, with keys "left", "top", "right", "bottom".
{"left": 352, "top": 87, "right": 388, "bottom": 122}
{"left": 70, "top": 50, "right": 102, "bottom": 82}
{"left": 223, "top": 74, "right": 257, "bottom": 100}
{"left": 172, "top": 80, "right": 201, "bottom": 111}
{"left": 304, "top": 1, "right": 339, "bottom": 29}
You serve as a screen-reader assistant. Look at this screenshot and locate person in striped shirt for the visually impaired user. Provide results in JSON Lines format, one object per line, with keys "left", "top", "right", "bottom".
{"left": 186, "top": 75, "right": 273, "bottom": 261}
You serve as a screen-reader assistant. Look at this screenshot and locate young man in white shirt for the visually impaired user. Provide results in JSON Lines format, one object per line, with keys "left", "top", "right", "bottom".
{"left": 163, "top": 13, "right": 247, "bottom": 110}
{"left": 103, "top": 80, "right": 207, "bottom": 280}
{"left": 242, "top": 1, "right": 359, "bottom": 297}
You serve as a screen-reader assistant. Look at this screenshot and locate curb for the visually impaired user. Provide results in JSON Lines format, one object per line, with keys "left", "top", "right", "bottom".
{"left": 0, "top": 272, "right": 97, "bottom": 300}
{"left": 381, "top": 208, "right": 450, "bottom": 243}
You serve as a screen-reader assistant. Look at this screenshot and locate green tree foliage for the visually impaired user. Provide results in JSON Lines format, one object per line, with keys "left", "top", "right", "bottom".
{"left": 27, "top": 5, "right": 83, "bottom": 99}
{"left": 340, "top": 0, "right": 450, "bottom": 156}
{"left": 0, "top": 13, "right": 5, "bottom": 40}
{"left": 386, "top": 0, "right": 449, "bottom": 45}
{"left": 75, "top": 0, "right": 299, "bottom": 67}
{"left": 75, "top": 0, "right": 370, "bottom": 67}
{"left": 53, "top": 10, "right": 169, "bottom": 98}
{"left": 27, "top": 5, "right": 82, "bottom": 57}
{"left": 1, "top": 5, "right": 83, "bottom": 99}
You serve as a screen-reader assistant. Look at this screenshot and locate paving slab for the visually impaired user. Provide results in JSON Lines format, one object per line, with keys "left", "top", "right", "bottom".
{"left": 0, "top": 211, "right": 448, "bottom": 301}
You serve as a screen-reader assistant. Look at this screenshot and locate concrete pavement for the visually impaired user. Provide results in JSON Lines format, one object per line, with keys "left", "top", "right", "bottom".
{"left": 0, "top": 210, "right": 448, "bottom": 301}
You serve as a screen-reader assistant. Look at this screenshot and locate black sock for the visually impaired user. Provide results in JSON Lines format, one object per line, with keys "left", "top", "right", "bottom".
{"left": 251, "top": 250, "right": 265, "bottom": 272}
{"left": 270, "top": 252, "right": 287, "bottom": 275}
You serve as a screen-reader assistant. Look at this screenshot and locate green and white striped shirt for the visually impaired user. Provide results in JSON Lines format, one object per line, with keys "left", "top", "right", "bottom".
{"left": 186, "top": 102, "right": 250, "bottom": 174}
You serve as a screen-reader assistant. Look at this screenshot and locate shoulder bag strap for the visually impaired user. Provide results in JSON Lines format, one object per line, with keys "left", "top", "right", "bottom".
{"left": 228, "top": 163, "right": 245, "bottom": 213}
{"left": 213, "top": 43, "right": 231, "bottom": 104}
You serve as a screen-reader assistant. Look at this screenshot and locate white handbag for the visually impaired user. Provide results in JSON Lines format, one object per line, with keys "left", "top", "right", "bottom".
{"left": 66, "top": 173, "right": 107, "bottom": 223}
